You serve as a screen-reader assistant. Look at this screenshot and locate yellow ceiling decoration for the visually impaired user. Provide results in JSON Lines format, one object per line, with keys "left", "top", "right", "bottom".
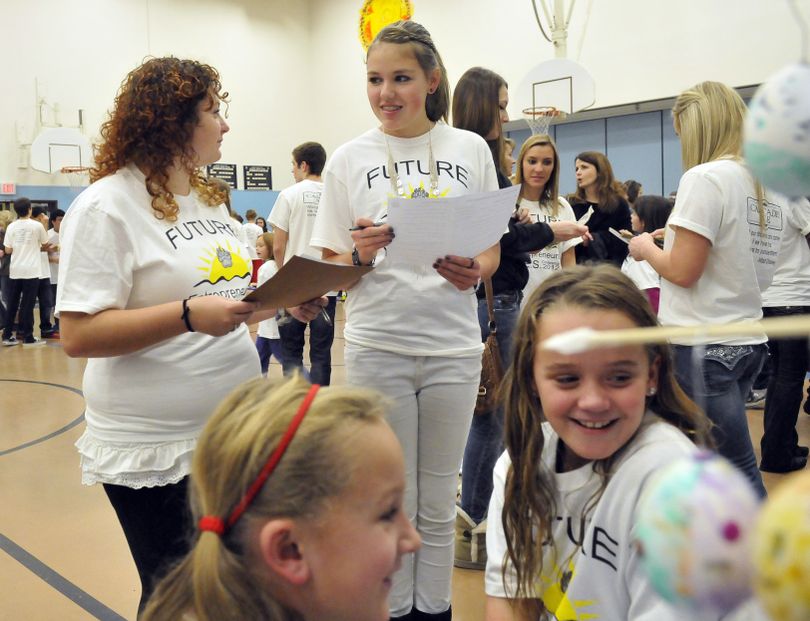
{"left": 359, "top": 0, "right": 413, "bottom": 51}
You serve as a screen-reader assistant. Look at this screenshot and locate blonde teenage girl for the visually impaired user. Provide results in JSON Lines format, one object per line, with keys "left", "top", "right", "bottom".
{"left": 628, "top": 81, "right": 787, "bottom": 497}
{"left": 515, "top": 134, "right": 578, "bottom": 302}
{"left": 311, "top": 21, "right": 499, "bottom": 620}
{"left": 142, "top": 376, "right": 420, "bottom": 621}
{"left": 484, "top": 265, "right": 713, "bottom": 621}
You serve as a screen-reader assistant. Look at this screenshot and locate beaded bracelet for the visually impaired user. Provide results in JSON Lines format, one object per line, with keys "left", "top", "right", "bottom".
{"left": 181, "top": 298, "right": 195, "bottom": 332}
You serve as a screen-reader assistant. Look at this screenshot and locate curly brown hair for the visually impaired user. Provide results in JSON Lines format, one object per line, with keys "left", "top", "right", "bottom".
{"left": 91, "top": 57, "right": 229, "bottom": 221}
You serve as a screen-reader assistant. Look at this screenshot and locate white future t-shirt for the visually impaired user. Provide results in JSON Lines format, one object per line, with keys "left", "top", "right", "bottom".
{"left": 5, "top": 218, "right": 48, "bottom": 279}
{"left": 57, "top": 164, "right": 260, "bottom": 488}
{"left": 268, "top": 178, "right": 325, "bottom": 262}
{"left": 485, "top": 418, "right": 764, "bottom": 621}
{"left": 659, "top": 159, "right": 785, "bottom": 345}
{"left": 242, "top": 221, "right": 263, "bottom": 258}
{"left": 762, "top": 198, "right": 810, "bottom": 307}
{"left": 520, "top": 196, "right": 576, "bottom": 303}
{"left": 311, "top": 123, "right": 498, "bottom": 356}
{"left": 256, "top": 260, "right": 281, "bottom": 339}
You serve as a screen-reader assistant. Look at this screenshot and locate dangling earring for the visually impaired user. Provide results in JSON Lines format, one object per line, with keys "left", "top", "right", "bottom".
{"left": 647, "top": 386, "right": 657, "bottom": 397}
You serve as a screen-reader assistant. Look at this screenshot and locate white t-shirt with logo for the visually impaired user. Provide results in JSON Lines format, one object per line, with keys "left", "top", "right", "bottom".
{"left": 520, "top": 196, "right": 576, "bottom": 303}
{"left": 311, "top": 123, "right": 498, "bottom": 356}
{"left": 485, "top": 418, "right": 765, "bottom": 621}
{"left": 57, "top": 163, "right": 259, "bottom": 488}
{"left": 256, "top": 260, "right": 281, "bottom": 339}
{"left": 5, "top": 218, "right": 48, "bottom": 280}
{"left": 762, "top": 198, "right": 810, "bottom": 307}
{"left": 269, "top": 178, "right": 325, "bottom": 262}
{"left": 659, "top": 159, "right": 785, "bottom": 345}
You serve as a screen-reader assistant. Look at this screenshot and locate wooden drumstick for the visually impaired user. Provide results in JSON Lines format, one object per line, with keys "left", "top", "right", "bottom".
{"left": 541, "top": 315, "right": 810, "bottom": 355}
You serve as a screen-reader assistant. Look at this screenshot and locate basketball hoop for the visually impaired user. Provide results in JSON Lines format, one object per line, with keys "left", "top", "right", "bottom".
{"left": 522, "top": 106, "right": 567, "bottom": 136}
{"left": 60, "top": 166, "right": 91, "bottom": 191}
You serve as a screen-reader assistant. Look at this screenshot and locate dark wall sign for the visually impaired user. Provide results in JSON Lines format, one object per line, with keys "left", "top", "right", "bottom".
{"left": 243, "top": 165, "right": 272, "bottom": 191}
{"left": 206, "top": 163, "right": 238, "bottom": 189}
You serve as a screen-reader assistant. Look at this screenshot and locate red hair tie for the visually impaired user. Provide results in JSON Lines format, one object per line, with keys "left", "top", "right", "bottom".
{"left": 198, "top": 384, "right": 321, "bottom": 537}
{"left": 198, "top": 515, "right": 225, "bottom": 535}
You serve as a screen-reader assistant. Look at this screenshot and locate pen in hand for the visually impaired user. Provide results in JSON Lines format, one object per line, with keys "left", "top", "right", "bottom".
{"left": 349, "top": 221, "right": 387, "bottom": 231}
{"left": 319, "top": 307, "right": 333, "bottom": 326}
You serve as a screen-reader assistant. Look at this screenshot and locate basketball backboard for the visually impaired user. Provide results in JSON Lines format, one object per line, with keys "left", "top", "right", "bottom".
{"left": 515, "top": 58, "right": 596, "bottom": 116}
{"left": 30, "top": 127, "right": 93, "bottom": 173}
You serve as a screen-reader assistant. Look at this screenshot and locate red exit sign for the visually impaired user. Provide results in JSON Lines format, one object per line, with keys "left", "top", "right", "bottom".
{"left": 0, "top": 182, "right": 15, "bottom": 195}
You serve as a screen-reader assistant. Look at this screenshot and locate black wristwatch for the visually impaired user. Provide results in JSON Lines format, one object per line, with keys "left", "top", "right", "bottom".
{"left": 351, "top": 246, "right": 375, "bottom": 266}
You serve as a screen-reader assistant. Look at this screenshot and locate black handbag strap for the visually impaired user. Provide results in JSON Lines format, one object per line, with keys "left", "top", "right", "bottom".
{"left": 483, "top": 278, "right": 497, "bottom": 335}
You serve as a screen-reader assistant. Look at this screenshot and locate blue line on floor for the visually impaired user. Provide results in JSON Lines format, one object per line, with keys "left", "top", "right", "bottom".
{"left": 0, "top": 533, "right": 128, "bottom": 621}
{"left": 0, "top": 379, "right": 84, "bottom": 457}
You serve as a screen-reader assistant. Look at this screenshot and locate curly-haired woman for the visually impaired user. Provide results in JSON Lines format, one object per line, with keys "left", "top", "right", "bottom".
{"left": 56, "top": 57, "right": 323, "bottom": 614}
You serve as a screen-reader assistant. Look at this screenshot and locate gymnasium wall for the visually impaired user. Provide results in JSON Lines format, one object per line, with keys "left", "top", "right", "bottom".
{"left": 1, "top": 0, "right": 801, "bottom": 216}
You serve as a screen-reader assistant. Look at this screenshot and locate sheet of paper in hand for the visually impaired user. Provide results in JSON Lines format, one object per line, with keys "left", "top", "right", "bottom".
{"left": 244, "top": 255, "right": 373, "bottom": 310}
{"left": 384, "top": 185, "right": 521, "bottom": 266}
{"left": 564, "top": 206, "right": 595, "bottom": 250}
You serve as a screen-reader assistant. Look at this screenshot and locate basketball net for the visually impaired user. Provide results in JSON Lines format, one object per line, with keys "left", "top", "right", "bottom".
{"left": 522, "top": 106, "right": 566, "bottom": 135}
{"left": 60, "top": 166, "right": 90, "bottom": 192}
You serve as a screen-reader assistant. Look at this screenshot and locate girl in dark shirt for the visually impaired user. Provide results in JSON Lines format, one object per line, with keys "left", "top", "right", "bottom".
{"left": 451, "top": 67, "right": 587, "bottom": 570}
{"left": 570, "top": 151, "right": 632, "bottom": 267}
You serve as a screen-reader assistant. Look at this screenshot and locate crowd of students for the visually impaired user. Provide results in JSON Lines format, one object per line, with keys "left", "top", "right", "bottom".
{"left": 3, "top": 16, "right": 805, "bottom": 621}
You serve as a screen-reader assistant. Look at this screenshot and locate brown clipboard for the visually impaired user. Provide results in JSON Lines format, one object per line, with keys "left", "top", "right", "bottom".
{"left": 244, "top": 255, "right": 373, "bottom": 309}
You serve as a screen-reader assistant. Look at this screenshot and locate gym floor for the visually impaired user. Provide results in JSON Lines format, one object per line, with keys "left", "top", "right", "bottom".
{"left": 1, "top": 304, "right": 807, "bottom": 620}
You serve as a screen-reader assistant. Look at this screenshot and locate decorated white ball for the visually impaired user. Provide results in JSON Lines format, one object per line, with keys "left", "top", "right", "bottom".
{"left": 744, "top": 62, "right": 810, "bottom": 197}
{"left": 633, "top": 452, "right": 760, "bottom": 614}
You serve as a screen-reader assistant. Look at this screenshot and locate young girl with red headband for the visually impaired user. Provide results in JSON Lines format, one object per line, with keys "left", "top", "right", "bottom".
{"left": 142, "top": 375, "right": 420, "bottom": 621}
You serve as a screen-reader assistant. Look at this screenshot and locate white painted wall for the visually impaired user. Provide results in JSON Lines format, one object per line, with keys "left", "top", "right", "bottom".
{"left": 3, "top": 0, "right": 314, "bottom": 188}
{"left": 2, "top": 0, "right": 801, "bottom": 188}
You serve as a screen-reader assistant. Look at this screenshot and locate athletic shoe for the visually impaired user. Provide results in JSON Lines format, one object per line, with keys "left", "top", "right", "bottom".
{"left": 454, "top": 506, "right": 487, "bottom": 570}
{"left": 22, "top": 337, "right": 46, "bottom": 347}
{"left": 42, "top": 331, "right": 60, "bottom": 339}
{"left": 2, "top": 336, "right": 20, "bottom": 346}
{"left": 746, "top": 388, "right": 767, "bottom": 410}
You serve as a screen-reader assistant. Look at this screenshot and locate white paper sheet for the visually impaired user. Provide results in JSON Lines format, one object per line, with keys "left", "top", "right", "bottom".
{"left": 563, "top": 206, "right": 594, "bottom": 250}
{"left": 384, "top": 185, "right": 520, "bottom": 266}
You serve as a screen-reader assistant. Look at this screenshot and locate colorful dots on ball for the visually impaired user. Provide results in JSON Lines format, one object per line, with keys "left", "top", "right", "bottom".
{"left": 633, "top": 451, "right": 760, "bottom": 614}
{"left": 744, "top": 62, "right": 810, "bottom": 197}
{"left": 752, "top": 470, "right": 810, "bottom": 621}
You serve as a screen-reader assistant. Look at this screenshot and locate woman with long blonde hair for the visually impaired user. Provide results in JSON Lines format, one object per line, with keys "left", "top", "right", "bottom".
{"left": 514, "top": 134, "right": 578, "bottom": 301}
{"left": 629, "top": 81, "right": 787, "bottom": 497}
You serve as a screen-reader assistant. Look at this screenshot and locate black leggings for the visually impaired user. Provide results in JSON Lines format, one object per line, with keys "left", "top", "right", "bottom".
{"left": 103, "top": 478, "right": 192, "bottom": 615}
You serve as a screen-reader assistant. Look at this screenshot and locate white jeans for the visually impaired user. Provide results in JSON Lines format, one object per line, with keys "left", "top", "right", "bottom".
{"left": 345, "top": 344, "right": 481, "bottom": 616}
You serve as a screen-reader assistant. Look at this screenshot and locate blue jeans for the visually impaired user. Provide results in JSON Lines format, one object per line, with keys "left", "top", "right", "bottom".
{"left": 760, "top": 306, "right": 810, "bottom": 465}
{"left": 278, "top": 296, "right": 336, "bottom": 385}
{"left": 460, "top": 289, "right": 522, "bottom": 522}
{"left": 255, "top": 336, "right": 284, "bottom": 375}
{"left": 673, "top": 343, "right": 767, "bottom": 498}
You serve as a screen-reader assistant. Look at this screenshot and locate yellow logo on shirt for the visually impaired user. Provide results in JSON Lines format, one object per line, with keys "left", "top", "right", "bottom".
{"left": 197, "top": 241, "right": 250, "bottom": 284}
{"left": 539, "top": 559, "right": 598, "bottom": 620}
